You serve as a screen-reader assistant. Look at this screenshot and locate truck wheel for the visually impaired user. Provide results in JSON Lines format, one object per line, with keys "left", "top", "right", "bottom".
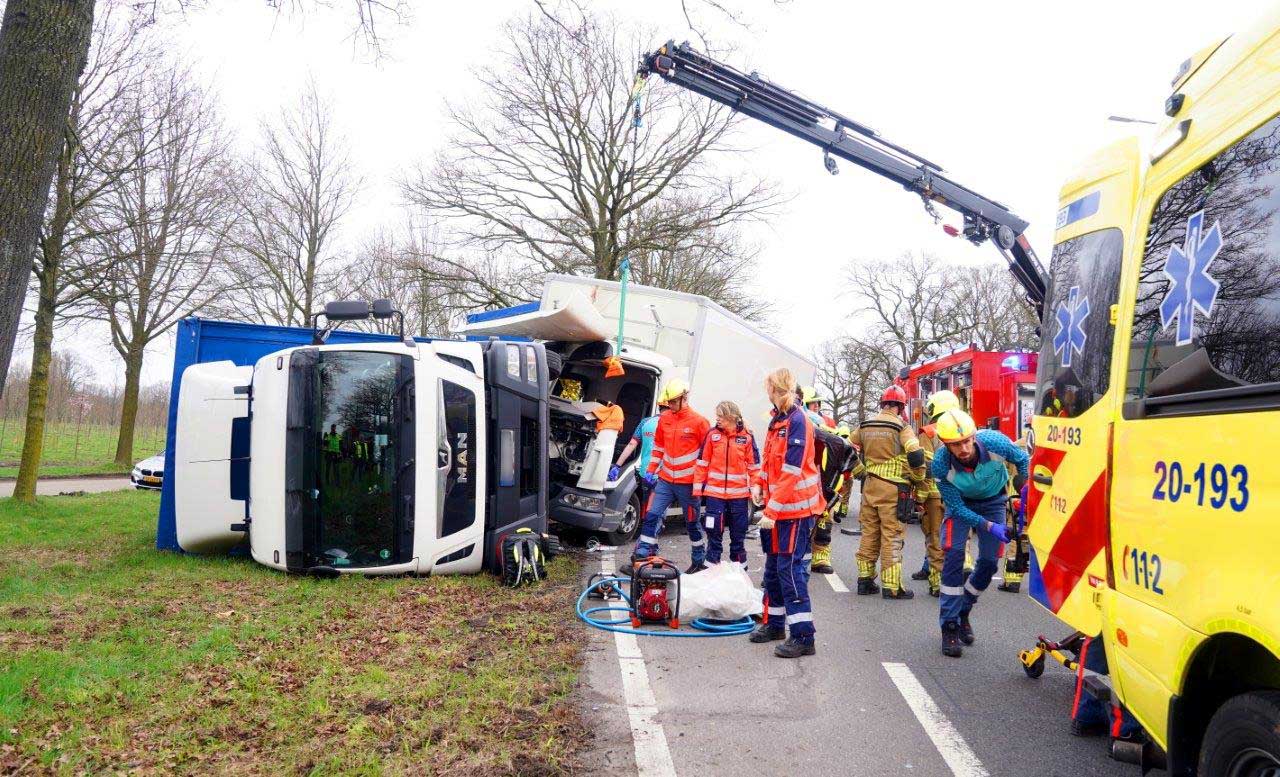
{"left": 604, "top": 493, "right": 642, "bottom": 547}
{"left": 545, "top": 349, "right": 563, "bottom": 383}
{"left": 1199, "top": 691, "right": 1280, "bottom": 777}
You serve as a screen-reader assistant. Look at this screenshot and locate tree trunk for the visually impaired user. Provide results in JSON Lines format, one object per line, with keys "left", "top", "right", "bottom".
{"left": 112, "top": 343, "right": 143, "bottom": 466}
{"left": 11, "top": 275, "right": 56, "bottom": 502}
{"left": 0, "top": 0, "right": 95, "bottom": 398}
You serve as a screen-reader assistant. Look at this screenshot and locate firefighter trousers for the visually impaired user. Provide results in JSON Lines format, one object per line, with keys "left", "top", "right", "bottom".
{"left": 761, "top": 516, "right": 816, "bottom": 642}
{"left": 938, "top": 495, "right": 1005, "bottom": 627}
{"left": 704, "top": 496, "right": 749, "bottom": 564}
{"left": 856, "top": 476, "right": 905, "bottom": 572}
{"left": 922, "top": 495, "right": 943, "bottom": 572}
{"left": 635, "top": 479, "right": 705, "bottom": 564}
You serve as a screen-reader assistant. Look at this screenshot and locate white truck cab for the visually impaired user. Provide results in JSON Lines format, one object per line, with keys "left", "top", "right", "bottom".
{"left": 172, "top": 303, "right": 549, "bottom": 576}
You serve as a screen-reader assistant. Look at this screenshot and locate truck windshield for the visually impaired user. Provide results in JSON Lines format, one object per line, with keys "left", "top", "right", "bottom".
{"left": 316, "top": 351, "right": 404, "bottom": 567}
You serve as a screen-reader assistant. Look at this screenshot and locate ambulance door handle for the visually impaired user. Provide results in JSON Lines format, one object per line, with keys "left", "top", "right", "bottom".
{"left": 1033, "top": 474, "right": 1053, "bottom": 486}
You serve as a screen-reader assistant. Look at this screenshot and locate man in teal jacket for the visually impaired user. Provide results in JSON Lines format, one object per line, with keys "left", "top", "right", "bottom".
{"left": 931, "top": 409, "right": 1028, "bottom": 657}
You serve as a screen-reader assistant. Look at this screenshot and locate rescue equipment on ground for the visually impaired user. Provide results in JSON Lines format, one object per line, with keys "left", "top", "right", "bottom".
{"left": 630, "top": 557, "right": 681, "bottom": 628}
{"left": 576, "top": 569, "right": 755, "bottom": 638}
{"left": 499, "top": 528, "right": 560, "bottom": 587}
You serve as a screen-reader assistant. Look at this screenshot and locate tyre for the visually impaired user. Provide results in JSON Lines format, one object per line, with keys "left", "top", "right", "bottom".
{"left": 545, "top": 349, "right": 563, "bottom": 383}
{"left": 1199, "top": 691, "right": 1280, "bottom": 777}
{"left": 604, "top": 493, "right": 642, "bottom": 546}
{"left": 1023, "top": 654, "right": 1045, "bottom": 679}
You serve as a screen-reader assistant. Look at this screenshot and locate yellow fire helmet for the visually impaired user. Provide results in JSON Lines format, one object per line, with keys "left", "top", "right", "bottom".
{"left": 835, "top": 424, "right": 851, "bottom": 438}
{"left": 935, "top": 408, "right": 977, "bottom": 443}
{"left": 801, "top": 386, "right": 821, "bottom": 406}
{"left": 925, "top": 389, "right": 961, "bottom": 421}
{"left": 658, "top": 378, "right": 689, "bottom": 404}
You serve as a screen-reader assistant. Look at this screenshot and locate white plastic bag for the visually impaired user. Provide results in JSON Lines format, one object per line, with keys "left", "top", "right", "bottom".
{"left": 678, "top": 562, "right": 762, "bottom": 621}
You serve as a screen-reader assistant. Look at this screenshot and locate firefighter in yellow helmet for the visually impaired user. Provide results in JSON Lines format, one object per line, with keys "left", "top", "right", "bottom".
{"left": 997, "top": 431, "right": 1031, "bottom": 593}
{"left": 848, "top": 385, "right": 925, "bottom": 599}
{"left": 910, "top": 390, "right": 958, "bottom": 597}
{"left": 799, "top": 387, "right": 839, "bottom": 574}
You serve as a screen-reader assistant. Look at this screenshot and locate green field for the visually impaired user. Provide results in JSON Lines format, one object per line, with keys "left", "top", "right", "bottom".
{"left": 0, "top": 491, "right": 586, "bottom": 774}
{"left": 0, "top": 420, "right": 165, "bottom": 479}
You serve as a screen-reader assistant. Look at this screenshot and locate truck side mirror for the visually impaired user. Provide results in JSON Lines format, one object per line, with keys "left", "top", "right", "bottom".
{"left": 324, "top": 300, "right": 371, "bottom": 321}
{"left": 371, "top": 299, "right": 395, "bottom": 319}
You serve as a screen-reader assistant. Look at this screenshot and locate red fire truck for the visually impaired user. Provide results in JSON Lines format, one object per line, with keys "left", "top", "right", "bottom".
{"left": 898, "top": 347, "right": 1037, "bottom": 439}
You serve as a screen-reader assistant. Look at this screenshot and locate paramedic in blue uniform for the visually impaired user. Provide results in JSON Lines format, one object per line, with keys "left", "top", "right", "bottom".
{"left": 931, "top": 408, "right": 1028, "bottom": 657}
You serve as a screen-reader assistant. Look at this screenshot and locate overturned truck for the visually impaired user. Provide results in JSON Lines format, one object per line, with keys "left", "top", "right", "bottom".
{"left": 159, "top": 305, "right": 550, "bottom": 576}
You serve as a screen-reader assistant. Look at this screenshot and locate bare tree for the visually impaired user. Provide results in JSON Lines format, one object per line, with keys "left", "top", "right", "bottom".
{"left": 342, "top": 220, "right": 459, "bottom": 338}
{"left": 946, "top": 262, "right": 1039, "bottom": 352}
{"left": 12, "top": 5, "right": 157, "bottom": 501}
{"left": 401, "top": 13, "right": 781, "bottom": 317}
{"left": 0, "top": 0, "right": 96, "bottom": 399}
{"left": 213, "top": 81, "right": 358, "bottom": 328}
{"left": 813, "top": 339, "right": 858, "bottom": 426}
{"left": 85, "top": 64, "right": 236, "bottom": 466}
{"left": 844, "top": 251, "right": 966, "bottom": 368}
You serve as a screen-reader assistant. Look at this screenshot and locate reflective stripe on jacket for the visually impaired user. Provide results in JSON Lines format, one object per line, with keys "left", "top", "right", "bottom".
{"left": 646, "top": 405, "right": 711, "bottom": 484}
{"left": 756, "top": 403, "right": 826, "bottom": 521}
{"left": 693, "top": 426, "right": 761, "bottom": 499}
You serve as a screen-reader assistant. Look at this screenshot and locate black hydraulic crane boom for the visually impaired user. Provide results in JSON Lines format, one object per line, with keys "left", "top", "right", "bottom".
{"left": 638, "top": 41, "right": 1049, "bottom": 313}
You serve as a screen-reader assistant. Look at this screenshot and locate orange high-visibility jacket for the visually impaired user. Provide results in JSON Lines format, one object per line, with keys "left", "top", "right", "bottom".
{"left": 693, "top": 426, "right": 761, "bottom": 499}
{"left": 756, "top": 403, "right": 825, "bottom": 521}
{"left": 646, "top": 405, "right": 711, "bottom": 485}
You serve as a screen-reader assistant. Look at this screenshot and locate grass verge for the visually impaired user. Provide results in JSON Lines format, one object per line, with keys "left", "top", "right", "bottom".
{"left": 0, "top": 491, "right": 587, "bottom": 774}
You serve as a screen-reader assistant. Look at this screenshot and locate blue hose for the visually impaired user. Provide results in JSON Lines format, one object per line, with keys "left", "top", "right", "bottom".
{"left": 576, "top": 576, "right": 756, "bottom": 637}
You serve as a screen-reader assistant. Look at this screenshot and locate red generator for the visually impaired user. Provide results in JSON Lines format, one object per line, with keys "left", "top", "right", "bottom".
{"left": 898, "top": 347, "right": 1037, "bottom": 440}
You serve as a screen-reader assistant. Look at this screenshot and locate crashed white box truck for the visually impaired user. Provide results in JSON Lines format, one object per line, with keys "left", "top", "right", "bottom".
{"left": 462, "top": 274, "right": 816, "bottom": 545}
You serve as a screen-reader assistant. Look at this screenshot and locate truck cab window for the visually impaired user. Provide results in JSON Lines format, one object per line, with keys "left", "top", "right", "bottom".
{"left": 315, "top": 351, "right": 402, "bottom": 568}
{"left": 1036, "top": 228, "right": 1124, "bottom": 418}
{"left": 439, "top": 379, "right": 477, "bottom": 537}
{"left": 1126, "top": 114, "right": 1280, "bottom": 411}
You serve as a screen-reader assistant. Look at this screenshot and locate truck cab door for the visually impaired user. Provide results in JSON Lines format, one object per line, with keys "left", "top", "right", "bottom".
{"left": 1027, "top": 138, "right": 1139, "bottom": 637}
{"left": 417, "top": 354, "right": 487, "bottom": 574}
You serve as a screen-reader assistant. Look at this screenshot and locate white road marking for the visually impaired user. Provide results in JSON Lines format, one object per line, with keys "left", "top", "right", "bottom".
{"left": 883, "top": 662, "right": 989, "bottom": 777}
{"left": 601, "top": 553, "right": 678, "bottom": 777}
{"left": 822, "top": 572, "right": 849, "bottom": 593}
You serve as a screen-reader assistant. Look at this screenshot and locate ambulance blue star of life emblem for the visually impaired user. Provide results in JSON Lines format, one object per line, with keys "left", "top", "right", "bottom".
{"left": 1159, "top": 210, "right": 1223, "bottom": 347}
{"left": 1053, "top": 285, "right": 1090, "bottom": 368}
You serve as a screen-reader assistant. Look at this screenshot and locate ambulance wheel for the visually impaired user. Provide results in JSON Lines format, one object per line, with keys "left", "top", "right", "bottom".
{"left": 1023, "top": 654, "right": 1045, "bottom": 679}
{"left": 604, "top": 493, "right": 642, "bottom": 546}
{"left": 1199, "top": 691, "right": 1280, "bottom": 777}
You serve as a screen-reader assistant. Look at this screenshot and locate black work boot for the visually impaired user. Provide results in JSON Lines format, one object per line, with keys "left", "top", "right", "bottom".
{"left": 774, "top": 638, "right": 816, "bottom": 658}
{"left": 911, "top": 567, "right": 929, "bottom": 581}
{"left": 811, "top": 561, "right": 834, "bottom": 575}
{"left": 856, "top": 577, "right": 880, "bottom": 596}
{"left": 929, "top": 585, "right": 940, "bottom": 598}
{"left": 748, "top": 624, "right": 785, "bottom": 643}
{"left": 959, "top": 614, "right": 975, "bottom": 645}
{"left": 685, "top": 560, "right": 708, "bottom": 575}
{"left": 941, "top": 623, "right": 963, "bottom": 657}
{"left": 998, "top": 580, "right": 1021, "bottom": 593}
{"left": 616, "top": 553, "right": 645, "bottom": 577}
{"left": 882, "top": 586, "right": 915, "bottom": 600}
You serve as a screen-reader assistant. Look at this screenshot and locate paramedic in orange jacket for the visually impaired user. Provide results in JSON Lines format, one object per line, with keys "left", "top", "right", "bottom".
{"left": 693, "top": 400, "right": 761, "bottom": 566}
{"left": 748, "top": 368, "right": 825, "bottom": 658}
{"left": 626, "top": 379, "right": 712, "bottom": 574}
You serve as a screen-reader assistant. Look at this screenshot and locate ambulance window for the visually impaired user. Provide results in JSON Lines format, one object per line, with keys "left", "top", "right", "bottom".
{"left": 1035, "top": 228, "right": 1124, "bottom": 417}
{"left": 1125, "top": 114, "right": 1280, "bottom": 417}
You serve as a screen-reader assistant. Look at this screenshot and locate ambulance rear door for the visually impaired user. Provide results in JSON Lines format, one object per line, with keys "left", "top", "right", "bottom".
{"left": 1027, "top": 137, "right": 1141, "bottom": 636}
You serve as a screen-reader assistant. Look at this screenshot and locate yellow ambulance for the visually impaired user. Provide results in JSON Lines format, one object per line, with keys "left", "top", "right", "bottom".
{"left": 1028, "top": 8, "right": 1280, "bottom": 774}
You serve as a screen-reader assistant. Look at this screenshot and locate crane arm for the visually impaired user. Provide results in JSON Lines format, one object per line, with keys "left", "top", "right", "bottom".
{"left": 638, "top": 40, "right": 1049, "bottom": 312}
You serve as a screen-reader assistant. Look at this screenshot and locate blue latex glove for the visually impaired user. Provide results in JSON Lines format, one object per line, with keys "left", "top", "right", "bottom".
{"left": 608, "top": 465, "right": 621, "bottom": 481}
{"left": 643, "top": 471, "right": 658, "bottom": 487}
{"left": 987, "top": 520, "right": 1010, "bottom": 544}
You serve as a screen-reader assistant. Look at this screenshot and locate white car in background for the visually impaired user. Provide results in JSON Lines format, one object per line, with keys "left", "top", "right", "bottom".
{"left": 131, "top": 452, "right": 165, "bottom": 490}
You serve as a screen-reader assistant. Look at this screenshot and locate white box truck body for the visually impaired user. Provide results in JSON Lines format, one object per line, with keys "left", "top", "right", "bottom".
{"left": 462, "top": 274, "right": 816, "bottom": 544}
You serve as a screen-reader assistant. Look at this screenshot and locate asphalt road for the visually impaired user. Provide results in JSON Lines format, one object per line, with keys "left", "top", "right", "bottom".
{"left": 577, "top": 513, "right": 1131, "bottom": 777}
{"left": 0, "top": 476, "right": 133, "bottom": 498}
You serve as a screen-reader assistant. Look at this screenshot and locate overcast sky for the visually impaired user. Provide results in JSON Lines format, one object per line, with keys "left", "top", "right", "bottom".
{"left": 15, "top": 0, "right": 1267, "bottom": 390}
